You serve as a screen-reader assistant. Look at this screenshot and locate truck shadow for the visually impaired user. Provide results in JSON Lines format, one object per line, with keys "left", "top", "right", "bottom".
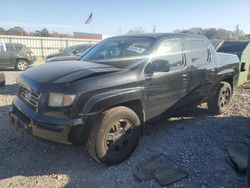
{"left": 0, "top": 104, "right": 249, "bottom": 187}
{"left": 144, "top": 106, "right": 212, "bottom": 136}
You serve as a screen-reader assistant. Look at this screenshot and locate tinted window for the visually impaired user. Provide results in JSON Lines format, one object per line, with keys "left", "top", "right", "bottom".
{"left": 0, "top": 43, "right": 4, "bottom": 52}
{"left": 61, "top": 46, "right": 75, "bottom": 54}
{"left": 75, "top": 46, "right": 89, "bottom": 53}
{"left": 6, "top": 44, "right": 15, "bottom": 52}
{"left": 15, "top": 45, "right": 24, "bottom": 52}
{"left": 82, "top": 37, "right": 154, "bottom": 61}
{"left": 185, "top": 39, "right": 208, "bottom": 64}
{"left": 218, "top": 42, "right": 248, "bottom": 53}
{"left": 155, "top": 39, "right": 183, "bottom": 71}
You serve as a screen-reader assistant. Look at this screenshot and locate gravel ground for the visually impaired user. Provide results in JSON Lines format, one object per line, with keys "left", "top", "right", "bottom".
{"left": 0, "top": 70, "right": 249, "bottom": 188}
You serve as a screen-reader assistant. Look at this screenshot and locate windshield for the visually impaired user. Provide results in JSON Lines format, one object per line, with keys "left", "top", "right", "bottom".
{"left": 81, "top": 37, "right": 154, "bottom": 62}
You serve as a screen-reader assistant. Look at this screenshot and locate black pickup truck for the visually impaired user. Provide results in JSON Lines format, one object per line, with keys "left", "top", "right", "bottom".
{"left": 9, "top": 33, "right": 240, "bottom": 165}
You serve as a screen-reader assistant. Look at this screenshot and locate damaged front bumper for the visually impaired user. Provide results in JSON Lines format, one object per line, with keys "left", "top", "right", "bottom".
{"left": 9, "top": 97, "right": 83, "bottom": 144}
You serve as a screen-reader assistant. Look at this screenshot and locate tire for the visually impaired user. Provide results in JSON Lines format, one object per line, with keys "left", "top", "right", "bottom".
{"left": 86, "top": 106, "right": 141, "bottom": 165}
{"left": 207, "top": 82, "right": 232, "bottom": 115}
{"left": 16, "top": 59, "right": 29, "bottom": 71}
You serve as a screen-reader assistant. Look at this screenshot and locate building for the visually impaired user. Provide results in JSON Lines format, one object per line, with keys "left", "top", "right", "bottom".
{"left": 73, "top": 32, "right": 102, "bottom": 40}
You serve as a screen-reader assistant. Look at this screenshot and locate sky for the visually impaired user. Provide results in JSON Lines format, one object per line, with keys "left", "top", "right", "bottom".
{"left": 1, "top": 0, "right": 250, "bottom": 35}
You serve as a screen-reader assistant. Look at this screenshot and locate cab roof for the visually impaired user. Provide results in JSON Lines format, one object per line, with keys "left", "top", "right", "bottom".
{"left": 109, "top": 33, "right": 207, "bottom": 40}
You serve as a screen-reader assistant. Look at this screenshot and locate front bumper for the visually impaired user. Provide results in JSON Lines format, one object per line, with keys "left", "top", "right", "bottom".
{"left": 9, "top": 97, "right": 83, "bottom": 144}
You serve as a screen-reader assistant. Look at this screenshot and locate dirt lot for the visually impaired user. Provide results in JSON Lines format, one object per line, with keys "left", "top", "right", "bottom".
{"left": 0, "top": 70, "right": 249, "bottom": 188}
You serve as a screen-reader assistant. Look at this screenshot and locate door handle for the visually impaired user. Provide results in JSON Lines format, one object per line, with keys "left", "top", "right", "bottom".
{"left": 211, "top": 69, "right": 216, "bottom": 74}
{"left": 182, "top": 74, "right": 188, "bottom": 81}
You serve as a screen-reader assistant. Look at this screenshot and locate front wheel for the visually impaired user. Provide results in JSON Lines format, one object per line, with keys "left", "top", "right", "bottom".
{"left": 16, "top": 59, "right": 29, "bottom": 71}
{"left": 86, "top": 106, "right": 141, "bottom": 165}
{"left": 208, "top": 82, "right": 232, "bottom": 115}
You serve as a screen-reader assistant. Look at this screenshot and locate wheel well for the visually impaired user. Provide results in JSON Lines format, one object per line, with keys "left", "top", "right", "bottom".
{"left": 16, "top": 58, "right": 30, "bottom": 64}
{"left": 221, "top": 77, "right": 233, "bottom": 90}
{"left": 69, "top": 99, "right": 145, "bottom": 145}
{"left": 108, "top": 100, "right": 145, "bottom": 124}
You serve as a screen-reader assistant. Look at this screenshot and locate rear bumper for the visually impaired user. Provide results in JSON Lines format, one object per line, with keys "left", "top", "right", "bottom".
{"left": 9, "top": 97, "right": 83, "bottom": 144}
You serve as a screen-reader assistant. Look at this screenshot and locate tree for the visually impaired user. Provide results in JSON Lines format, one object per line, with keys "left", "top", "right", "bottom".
{"left": 175, "top": 27, "right": 246, "bottom": 40}
{"left": 32, "top": 28, "right": 50, "bottom": 37}
{"left": 14, "top": 27, "right": 27, "bottom": 36}
{"left": 5, "top": 28, "right": 17, "bottom": 35}
{"left": 4, "top": 27, "right": 27, "bottom": 36}
{"left": 127, "top": 27, "right": 145, "bottom": 34}
{"left": 0, "top": 27, "right": 6, "bottom": 35}
{"left": 40, "top": 28, "right": 49, "bottom": 37}
{"left": 0, "top": 26, "right": 74, "bottom": 38}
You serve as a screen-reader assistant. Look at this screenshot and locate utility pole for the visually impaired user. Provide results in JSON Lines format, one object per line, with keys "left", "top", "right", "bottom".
{"left": 235, "top": 24, "right": 239, "bottom": 35}
{"left": 152, "top": 25, "right": 156, "bottom": 33}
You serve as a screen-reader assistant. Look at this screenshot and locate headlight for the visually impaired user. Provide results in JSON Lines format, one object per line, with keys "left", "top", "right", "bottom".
{"left": 48, "top": 93, "right": 76, "bottom": 107}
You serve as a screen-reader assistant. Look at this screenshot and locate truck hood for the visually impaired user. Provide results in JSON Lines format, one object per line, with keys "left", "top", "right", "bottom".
{"left": 46, "top": 52, "right": 63, "bottom": 59}
{"left": 46, "top": 55, "right": 80, "bottom": 62}
{"left": 17, "top": 61, "right": 121, "bottom": 92}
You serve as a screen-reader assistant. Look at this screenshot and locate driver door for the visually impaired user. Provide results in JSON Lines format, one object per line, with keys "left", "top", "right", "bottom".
{"left": 145, "top": 39, "right": 188, "bottom": 120}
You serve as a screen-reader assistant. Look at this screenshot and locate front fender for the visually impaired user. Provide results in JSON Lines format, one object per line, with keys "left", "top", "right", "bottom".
{"left": 70, "top": 87, "right": 145, "bottom": 144}
{"left": 80, "top": 87, "right": 145, "bottom": 115}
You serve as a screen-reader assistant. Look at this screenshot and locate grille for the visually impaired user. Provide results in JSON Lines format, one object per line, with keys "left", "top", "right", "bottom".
{"left": 20, "top": 86, "right": 40, "bottom": 108}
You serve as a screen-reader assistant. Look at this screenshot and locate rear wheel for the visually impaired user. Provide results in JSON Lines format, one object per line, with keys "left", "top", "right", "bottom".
{"left": 208, "top": 82, "right": 232, "bottom": 114}
{"left": 86, "top": 106, "right": 141, "bottom": 165}
{"left": 16, "top": 59, "right": 29, "bottom": 71}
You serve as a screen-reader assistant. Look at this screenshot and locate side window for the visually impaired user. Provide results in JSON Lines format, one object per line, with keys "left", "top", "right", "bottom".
{"left": 6, "top": 44, "right": 15, "bottom": 52}
{"left": 185, "top": 39, "right": 209, "bottom": 64}
{"left": 15, "top": 45, "right": 23, "bottom": 52}
{"left": 74, "top": 46, "right": 86, "bottom": 54}
{"left": 155, "top": 39, "right": 184, "bottom": 71}
{"left": 0, "top": 43, "right": 4, "bottom": 52}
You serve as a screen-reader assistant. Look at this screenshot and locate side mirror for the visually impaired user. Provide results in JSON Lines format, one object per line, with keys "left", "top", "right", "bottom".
{"left": 240, "top": 62, "right": 246, "bottom": 72}
{"left": 145, "top": 59, "right": 171, "bottom": 75}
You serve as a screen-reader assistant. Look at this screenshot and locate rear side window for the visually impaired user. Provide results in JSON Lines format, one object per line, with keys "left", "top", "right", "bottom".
{"left": 185, "top": 39, "right": 208, "bottom": 64}
{"left": 156, "top": 39, "right": 184, "bottom": 71}
{"left": 15, "top": 45, "right": 24, "bottom": 52}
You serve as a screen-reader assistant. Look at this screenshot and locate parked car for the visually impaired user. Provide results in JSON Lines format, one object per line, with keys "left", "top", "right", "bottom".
{"left": 211, "top": 40, "right": 250, "bottom": 86}
{"left": 9, "top": 33, "right": 240, "bottom": 165}
{"left": 0, "top": 72, "right": 5, "bottom": 87}
{"left": 0, "top": 42, "right": 36, "bottom": 71}
{"left": 46, "top": 45, "right": 95, "bottom": 63}
{"left": 46, "top": 44, "right": 93, "bottom": 60}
